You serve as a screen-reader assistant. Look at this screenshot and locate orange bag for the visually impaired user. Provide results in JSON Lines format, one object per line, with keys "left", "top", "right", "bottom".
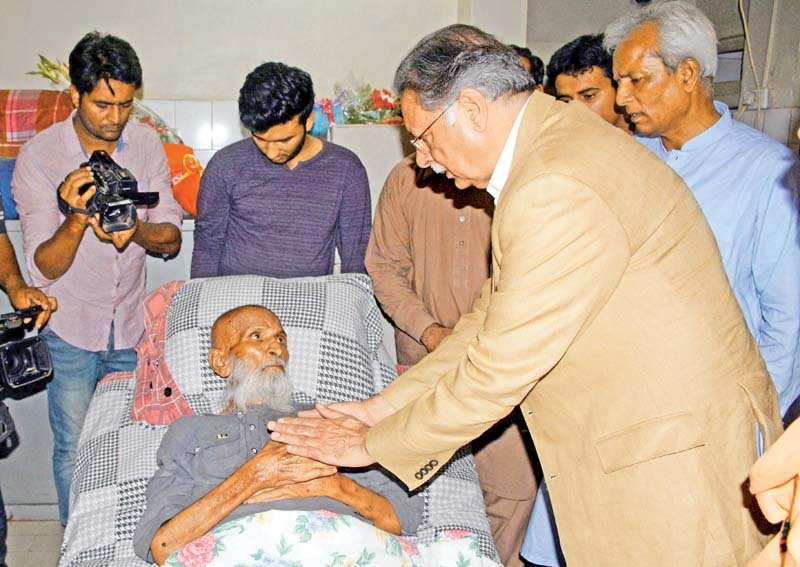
{"left": 163, "top": 143, "right": 203, "bottom": 217}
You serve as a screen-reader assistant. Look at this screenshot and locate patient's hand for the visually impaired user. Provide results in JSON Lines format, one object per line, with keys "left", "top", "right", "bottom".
{"left": 246, "top": 473, "right": 344, "bottom": 504}
{"left": 246, "top": 441, "right": 337, "bottom": 494}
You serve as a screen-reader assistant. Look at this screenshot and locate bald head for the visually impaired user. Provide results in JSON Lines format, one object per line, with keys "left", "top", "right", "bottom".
{"left": 211, "top": 305, "right": 281, "bottom": 349}
{"left": 208, "top": 305, "right": 289, "bottom": 379}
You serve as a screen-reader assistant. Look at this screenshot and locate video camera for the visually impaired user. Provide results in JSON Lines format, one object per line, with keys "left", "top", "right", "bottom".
{"left": 57, "top": 150, "right": 160, "bottom": 233}
{"left": 0, "top": 306, "right": 53, "bottom": 443}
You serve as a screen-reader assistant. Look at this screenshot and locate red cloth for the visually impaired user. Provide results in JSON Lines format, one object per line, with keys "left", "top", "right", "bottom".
{"left": 163, "top": 143, "right": 203, "bottom": 217}
{"left": 0, "top": 90, "right": 74, "bottom": 159}
{"left": 130, "top": 281, "right": 193, "bottom": 425}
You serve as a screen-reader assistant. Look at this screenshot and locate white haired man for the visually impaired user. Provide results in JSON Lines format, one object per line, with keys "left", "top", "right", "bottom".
{"left": 133, "top": 305, "right": 422, "bottom": 565}
{"left": 605, "top": 0, "right": 800, "bottom": 422}
{"left": 270, "top": 24, "right": 781, "bottom": 567}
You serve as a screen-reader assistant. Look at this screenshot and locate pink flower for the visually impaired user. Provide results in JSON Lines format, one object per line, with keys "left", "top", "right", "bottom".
{"left": 316, "top": 510, "right": 339, "bottom": 519}
{"left": 443, "top": 529, "right": 472, "bottom": 540}
{"left": 176, "top": 533, "right": 217, "bottom": 567}
{"left": 398, "top": 538, "right": 419, "bottom": 557}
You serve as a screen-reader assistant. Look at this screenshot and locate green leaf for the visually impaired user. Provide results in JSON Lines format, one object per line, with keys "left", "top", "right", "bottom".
{"left": 354, "top": 548, "right": 376, "bottom": 566}
{"left": 277, "top": 534, "right": 294, "bottom": 556}
{"left": 384, "top": 537, "right": 402, "bottom": 556}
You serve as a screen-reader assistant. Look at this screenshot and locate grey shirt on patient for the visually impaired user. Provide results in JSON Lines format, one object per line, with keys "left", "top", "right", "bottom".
{"left": 133, "top": 403, "right": 423, "bottom": 562}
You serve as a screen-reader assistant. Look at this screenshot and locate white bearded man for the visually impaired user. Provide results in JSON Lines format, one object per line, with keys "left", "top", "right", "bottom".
{"left": 134, "top": 305, "right": 423, "bottom": 565}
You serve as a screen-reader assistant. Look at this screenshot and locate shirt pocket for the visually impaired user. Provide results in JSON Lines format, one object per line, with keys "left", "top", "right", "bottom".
{"left": 595, "top": 411, "right": 705, "bottom": 474}
{"left": 192, "top": 431, "right": 243, "bottom": 480}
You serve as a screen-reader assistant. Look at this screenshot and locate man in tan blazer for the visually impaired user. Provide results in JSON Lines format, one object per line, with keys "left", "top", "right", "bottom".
{"left": 269, "top": 24, "right": 782, "bottom": 566}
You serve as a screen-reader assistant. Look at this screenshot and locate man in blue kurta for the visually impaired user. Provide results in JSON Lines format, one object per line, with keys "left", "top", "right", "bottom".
{"left": 606, "top": 1, "right": 800, "bottom": 417}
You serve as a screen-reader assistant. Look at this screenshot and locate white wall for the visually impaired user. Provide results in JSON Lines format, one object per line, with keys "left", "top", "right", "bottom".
{"left": 526, "top": 0, "right": 632, "bottom": 69}
{"left": 459, "top": 0, "right": 528, "bottom": 45}
{"left": 0, "top": 0, "right": 458, "bottom": 100}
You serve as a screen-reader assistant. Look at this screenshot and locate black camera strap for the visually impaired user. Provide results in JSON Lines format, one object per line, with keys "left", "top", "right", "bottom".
{"left": 56, "top": 181, "right": 91, "bottom": 217}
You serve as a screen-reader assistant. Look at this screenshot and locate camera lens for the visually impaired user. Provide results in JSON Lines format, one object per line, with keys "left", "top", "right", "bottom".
{"left": 3, "top": 348, "right": 32, "bottom": 384}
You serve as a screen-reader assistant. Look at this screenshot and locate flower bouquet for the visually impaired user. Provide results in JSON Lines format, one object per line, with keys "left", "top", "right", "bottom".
{"left": 329, "top": 82, "right": 403, "bottom": 125}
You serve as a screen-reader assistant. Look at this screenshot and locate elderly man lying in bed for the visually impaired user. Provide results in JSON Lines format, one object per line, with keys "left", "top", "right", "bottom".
{"left": 133, "top": 305, "right": 423, "bottom": 565}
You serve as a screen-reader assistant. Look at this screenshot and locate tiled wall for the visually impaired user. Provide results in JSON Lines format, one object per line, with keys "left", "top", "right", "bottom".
{"left": 142, "top": 99, "right": 250, "bottom": 167}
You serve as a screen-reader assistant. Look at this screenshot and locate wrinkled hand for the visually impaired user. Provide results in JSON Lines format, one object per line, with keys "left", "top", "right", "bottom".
{"left": 420, "top": 323, "right": 452, "bottom": 352}
{"left": 59, "top": 167, "right": 96, "bottom": 228}
{"left": 7, "top": 284, "right": 57, "bottom": 329}
{"left": 90, "top": 216, "right": 138, "bottom": 250}
{"left": 297, "top": 395, "right": 395, "bottom": 427}
{"left": 246, "top": 440, "right": 336, "bottom": 494}
{"left": 269, "top": 405, "right": 376, "bottom": 467}
{"left": 246, "top": 472, "right": 343, "bottom": 504}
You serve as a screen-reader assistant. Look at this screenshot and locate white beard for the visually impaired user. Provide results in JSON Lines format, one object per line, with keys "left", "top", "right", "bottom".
{"left": 224, "top": 356, "right": 294, "bottom": 413}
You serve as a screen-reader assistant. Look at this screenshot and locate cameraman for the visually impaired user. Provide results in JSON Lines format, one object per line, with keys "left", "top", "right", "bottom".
{"left": 11, "top": 32, "right": 182, "bottom": 527}
{"left": 0, "top": 198, "right": 57, "bottom": 567}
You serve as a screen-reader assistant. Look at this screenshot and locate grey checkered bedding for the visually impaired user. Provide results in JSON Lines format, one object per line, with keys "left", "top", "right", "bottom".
{"left": 61, "top": 274, "right": 498, "bottom": 566}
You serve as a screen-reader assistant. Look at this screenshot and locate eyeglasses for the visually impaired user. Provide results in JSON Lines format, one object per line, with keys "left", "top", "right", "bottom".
{"left": 410, "top": 101, "right": 455, "bottom": 151}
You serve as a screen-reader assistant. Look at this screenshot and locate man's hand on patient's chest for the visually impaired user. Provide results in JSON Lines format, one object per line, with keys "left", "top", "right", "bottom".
{"left": 269, "top": 405, "right": 377, "bottom": 467}
{"left": 297, "top": 395, "right": 395, "bottom": 426}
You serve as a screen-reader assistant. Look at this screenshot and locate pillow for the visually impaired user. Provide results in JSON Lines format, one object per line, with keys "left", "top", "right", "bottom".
{"left": 165, "top": 274, "right": 396, "bottom": 415}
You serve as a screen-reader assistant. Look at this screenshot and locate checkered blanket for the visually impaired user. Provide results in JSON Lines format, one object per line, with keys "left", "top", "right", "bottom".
{"left": 0, "top": 90, "right": 74, "bottom": 159}
{"left": 61, "top": 275, "right": 498, "bottom": 566}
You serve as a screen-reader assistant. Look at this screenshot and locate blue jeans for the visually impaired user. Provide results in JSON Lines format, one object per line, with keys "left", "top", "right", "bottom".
{"left": 43, "top": 327, "right": 136, "bottom": 527}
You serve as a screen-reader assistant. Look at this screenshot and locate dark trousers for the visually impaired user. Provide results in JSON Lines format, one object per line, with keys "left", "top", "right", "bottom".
{"left": 0, "top": 485, "right": 6, "bottom": 565}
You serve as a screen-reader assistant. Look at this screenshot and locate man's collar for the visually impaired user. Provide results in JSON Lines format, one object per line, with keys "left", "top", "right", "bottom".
{"left": 487, "top": 95, "right": 532, "bottom": 203}
{"left": 62, "top": 110, "right": 127, "bottom": 160}
{"left": 654, "top": 100, "right": 730, "bottom": 154}
{"left": 679, "top": 100, "right": 731, "bottom": 152}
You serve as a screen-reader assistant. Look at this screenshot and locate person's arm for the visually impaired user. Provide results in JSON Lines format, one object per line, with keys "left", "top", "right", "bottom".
{"left": 366, "top": 163, "right": 441, "bottom": 345}
{"left": 130, "top": 221, "right": 181, "bottom": 257}
{"left": 247, "top": 472, "right": 402, "bottom": 535}
{"left": 751, "top": 157, "right": 800, "bottom": 416}
{"left": 336, "top": 158, "right": 371, "bottom": 274}
{"left": 12, "top": 155, "right": 96, "bottom": 282}
{"left": 366, "top": 175, "right": 631, "bottom": 489}
{"left": 131, "top": 131, "right": 182, "bottom": 257}
{"left": 191, "top": 155, "right": 229, "bottom": 278}
{"left": 150, "top": 440, "right": 335, "bottom": 565}
{"left": 0, "top": 234, "right": 57, "bottom": 328}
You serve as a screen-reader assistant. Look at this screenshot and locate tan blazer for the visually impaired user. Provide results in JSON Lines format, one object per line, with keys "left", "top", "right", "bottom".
{"left": 366, "top": 92, "right": 783, "bottom": 567}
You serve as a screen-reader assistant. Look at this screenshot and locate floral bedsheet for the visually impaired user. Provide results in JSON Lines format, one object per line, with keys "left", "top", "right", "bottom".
{"left": 165, "top": 510, "right": 500, "bottom": 567}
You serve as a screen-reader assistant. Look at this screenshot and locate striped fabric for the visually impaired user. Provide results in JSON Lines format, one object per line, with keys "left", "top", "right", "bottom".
{"left": 0, "top": 89, "right": 73, "bottom": 158}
